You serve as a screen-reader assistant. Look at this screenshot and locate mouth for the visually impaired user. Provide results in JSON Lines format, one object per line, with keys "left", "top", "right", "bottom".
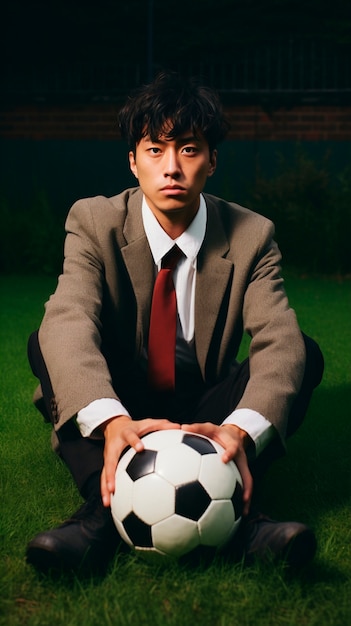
{"left": 161, "top": 185, "right": 186, "bottom": 191}
{"left": 160, "top": 185, "right": 187, "bottom": 196}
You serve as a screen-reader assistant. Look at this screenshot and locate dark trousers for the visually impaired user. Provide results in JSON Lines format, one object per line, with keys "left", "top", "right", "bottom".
{"left": 27, "top": 331, "right": 324, "bottom": 499}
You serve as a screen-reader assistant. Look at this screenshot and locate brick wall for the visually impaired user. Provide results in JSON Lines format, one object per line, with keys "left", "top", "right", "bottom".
{"left": 225, "top": 106, "right": 351, "bottom": 141}
{"left": 0, "top": 103, "right": 350, "bottom": 141}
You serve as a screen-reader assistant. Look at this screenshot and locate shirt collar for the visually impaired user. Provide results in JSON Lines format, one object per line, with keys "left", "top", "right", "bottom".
{"left": 142, "top": 195, "right": 207, "bottom": 266}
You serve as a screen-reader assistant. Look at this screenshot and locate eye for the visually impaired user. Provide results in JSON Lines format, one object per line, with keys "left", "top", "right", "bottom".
{"left": 182, "top": 146, "right": 198, "bottom": 154}
{"left": 146, "top": 146, "right": 162, "bottom": 155}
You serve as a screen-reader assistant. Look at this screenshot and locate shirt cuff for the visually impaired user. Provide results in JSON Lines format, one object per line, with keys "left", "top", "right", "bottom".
{"left": 76, "top": 398, "right": 131, "bottom": 437}
{"left": 221, "top": 408, "right": 275, "bottom": 457}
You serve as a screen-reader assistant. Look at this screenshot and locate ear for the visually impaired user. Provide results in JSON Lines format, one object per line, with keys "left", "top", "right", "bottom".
{"left": 208, "top": 150, "right": 217, "bottom": 177}
{"left": 129, "top": 151, "right": 138, "bottom": 178}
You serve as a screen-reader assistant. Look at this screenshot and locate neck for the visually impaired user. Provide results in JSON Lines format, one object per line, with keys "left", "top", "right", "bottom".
{"left": 158, "top": 216, "right": 194, "bottom": 239}
{"left": 152, "top": 203, "right": 200, "bottom": 239}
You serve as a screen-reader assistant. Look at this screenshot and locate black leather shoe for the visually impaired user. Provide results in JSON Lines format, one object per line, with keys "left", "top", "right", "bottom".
{"left": 26, "top": 496, "right": 120, "bottom": 573}
{"left": 243, "top": 513, "right": 317, "bottom": 567}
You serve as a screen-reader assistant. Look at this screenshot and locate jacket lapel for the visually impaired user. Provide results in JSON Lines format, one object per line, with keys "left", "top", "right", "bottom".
{"left": 119, "top": 190, "right": 234, "bottom": 373}
{"left": 120, "top": 190, "right": 154, "bottom": 355}
{"left": 195, "top": 196, "right": 234, "bottom": 377}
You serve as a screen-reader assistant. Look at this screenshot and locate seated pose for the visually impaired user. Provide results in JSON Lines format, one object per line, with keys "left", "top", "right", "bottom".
{"left": 26, "top": 71, "right": 324, "bottom": 573}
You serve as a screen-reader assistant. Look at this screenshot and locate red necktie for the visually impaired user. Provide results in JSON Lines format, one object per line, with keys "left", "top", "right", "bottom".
{"left": 148, "top": 245, "right": 184, "bottom": 391}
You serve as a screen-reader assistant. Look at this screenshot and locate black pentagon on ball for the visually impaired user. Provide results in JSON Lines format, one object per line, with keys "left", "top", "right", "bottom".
{"left": 231, "top": 480, "right": 244, "bottom": 519}
{"left": 182, "top": 433, "right": 217, "bottom": 455}
{"left": 126, "top": 449, "right": 157, "bottom": 481}
{"left": 123, "top": 512, "right": 153, "bottom": 547}
{"left": 175, "top": 481, "right": 211, "bottom": 520}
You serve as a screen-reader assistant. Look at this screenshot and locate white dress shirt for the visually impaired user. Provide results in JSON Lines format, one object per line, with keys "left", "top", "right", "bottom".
{"left": 77, "top": 195, "right": 275, "bottom": 455}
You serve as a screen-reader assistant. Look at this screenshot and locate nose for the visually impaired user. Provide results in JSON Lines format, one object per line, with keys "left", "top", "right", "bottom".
{"left": 164, "top": 147, "right": 181, "bottom": 178}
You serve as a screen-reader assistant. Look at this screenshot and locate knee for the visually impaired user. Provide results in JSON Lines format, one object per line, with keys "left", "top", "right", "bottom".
{"left": 27, "top": 330, "right": 41, "bottom": 376}
{"left": 301, "top": 332, "right": 324, "bottom": 389}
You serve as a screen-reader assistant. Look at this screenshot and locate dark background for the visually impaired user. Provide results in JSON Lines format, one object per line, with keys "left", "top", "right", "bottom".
{"left": 2, "top": 0, "right": 351, "bottom": 102}
{"left": 1, "top": 0, "right": 350, "bottom": 274}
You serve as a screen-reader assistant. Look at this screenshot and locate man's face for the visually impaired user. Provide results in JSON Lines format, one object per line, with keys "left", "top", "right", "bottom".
{"left": 129, "top": 129, "right": 216, "bottom": 225}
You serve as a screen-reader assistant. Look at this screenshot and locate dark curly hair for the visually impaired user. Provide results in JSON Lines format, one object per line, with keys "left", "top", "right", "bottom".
{"left": 118, "top": 71, "right": 230, "bottom": 155}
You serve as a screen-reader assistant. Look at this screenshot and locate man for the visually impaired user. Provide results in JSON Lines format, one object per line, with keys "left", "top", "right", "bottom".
{"left": 26, "top": 71, "right": 324, "bottom": 573}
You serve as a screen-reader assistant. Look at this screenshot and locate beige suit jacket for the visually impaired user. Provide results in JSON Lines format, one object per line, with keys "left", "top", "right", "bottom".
{"left": 37, "top": 187, "right": 305, "bottom": 443}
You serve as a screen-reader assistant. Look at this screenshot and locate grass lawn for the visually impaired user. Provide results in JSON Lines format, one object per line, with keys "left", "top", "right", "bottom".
{"left": 0, "top": 273, "right": 350, "bottom": 626}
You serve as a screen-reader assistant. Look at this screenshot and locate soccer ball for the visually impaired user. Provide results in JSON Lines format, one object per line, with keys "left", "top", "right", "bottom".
{"left": 110, "top": 429, "right": 243, "bottom": 559}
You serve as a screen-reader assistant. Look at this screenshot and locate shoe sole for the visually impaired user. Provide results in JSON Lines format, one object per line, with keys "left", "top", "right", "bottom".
{"left": 281, "top": 528, "right": 317, "bottom": 567}
{"left": 26, "top": 545, "right": 66, "bottom": 572}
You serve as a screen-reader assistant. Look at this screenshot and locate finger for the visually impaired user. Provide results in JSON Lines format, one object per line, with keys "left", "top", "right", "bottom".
{"left": 181, "top": 422, "right": 214, "bottom": 437}
{"left": 103, "top": 438, "right": 128, "bottom": 501}
{"left": 134, "top": 418, "right": 181, "bottom": 440}
{"left": 219, "top": 437, "right": 253, "bottom": 515}
{"left": 182, "top": 423, "right": 235, "bottom": 457}
{"left": 234, "top": 456, "right": 253, "bottom": 516}
{"left": 145, "top": 418, "right": 181, "bottom": 432}
{"left": 101, "top": 467, "right": 111, "bottom": 508}
{"left": 181, "top": 422, "right": 202, "bottom": 431}
{"left": 182, "top": 422, "right": 253, "bottom": 515}
{"left": 103, "top": 452, "right": 117, "bottom": 504}
{"left": 123, "top": 427, "right": 145, "bottom": 452}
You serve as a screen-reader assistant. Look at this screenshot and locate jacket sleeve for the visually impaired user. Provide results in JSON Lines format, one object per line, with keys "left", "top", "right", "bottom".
{"left": 38, "top": 197, "right": 120, "bottom": 428}
{"left": 234, "top": 220, "right": 305, "bottom": 442}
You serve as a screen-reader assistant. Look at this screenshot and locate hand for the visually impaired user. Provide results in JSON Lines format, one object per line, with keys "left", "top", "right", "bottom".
{"left": 100, "top": 416, "right": 181, "bottom": 507}
{"left": 180, "top": 422, "right": 253, "bottom": 516}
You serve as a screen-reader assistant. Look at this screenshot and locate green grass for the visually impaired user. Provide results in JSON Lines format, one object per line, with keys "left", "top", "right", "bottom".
{"left": 1, "top": 273, "right": 350, "bottom": 626}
